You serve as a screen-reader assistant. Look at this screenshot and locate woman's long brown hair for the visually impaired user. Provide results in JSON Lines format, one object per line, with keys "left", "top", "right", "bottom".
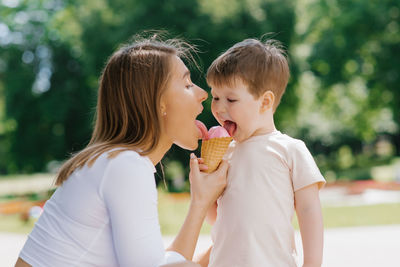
{"left": 55, "top": 35, "right": 196, "bottom": 185}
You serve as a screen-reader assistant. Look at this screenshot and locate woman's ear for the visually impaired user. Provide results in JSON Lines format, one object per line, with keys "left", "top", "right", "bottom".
{"left": 260, "top": 90, "right": 275, "bottom": 113}
{"left": 159, "top": 95, "right": 167, "bottom": 117}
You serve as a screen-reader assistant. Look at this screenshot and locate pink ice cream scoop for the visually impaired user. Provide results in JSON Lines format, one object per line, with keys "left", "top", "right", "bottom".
{"left": 208, "top": 126, "right": 231, "bottom": 139}
{"left": 195, "top": 121, "right": 232, "bottom": 140}
{"left": 197, "top": 121, "right": 233, "bottom": 173}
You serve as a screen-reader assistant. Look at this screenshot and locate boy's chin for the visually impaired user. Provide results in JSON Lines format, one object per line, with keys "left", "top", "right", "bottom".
{"left": 233, "top": 132, "right": 253, "bottom": 143}
{"left": 231, "top": 134, "right": 242, "bottom": 142}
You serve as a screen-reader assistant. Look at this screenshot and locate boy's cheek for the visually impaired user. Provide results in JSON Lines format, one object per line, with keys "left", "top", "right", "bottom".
{"left": 211, "top": 106, "right": 218, "bottom": 118}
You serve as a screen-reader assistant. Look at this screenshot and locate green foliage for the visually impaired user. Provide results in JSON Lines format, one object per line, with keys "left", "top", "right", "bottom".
{"left": 287, "top": 0, "right": 400, "bottom": 177}
{"left": 300, "top": 0, "right": 400, "bottom": 143}
{"left": 0, "top": 0, "right": 399, "bottom": 184}
{"left": 1, "top": 0, "right": 297, "bottom": 175}
{"left": 0, "top": 0, "right": 94, "bottom": 173}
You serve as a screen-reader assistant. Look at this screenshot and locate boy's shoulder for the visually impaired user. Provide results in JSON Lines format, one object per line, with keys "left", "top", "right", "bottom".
{"left": 234, "top": 131, "right": 309, "bottom": 158}
{"left": 247, "top": 131, "right": 305, "bottom": 148}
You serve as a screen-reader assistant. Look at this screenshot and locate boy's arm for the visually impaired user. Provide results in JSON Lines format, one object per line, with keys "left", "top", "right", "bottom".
{"left": 294, "top": 183, "right": 324, "bottom": 267}
{"left": 193, "top": 245, "right": 213, "bottom": 267}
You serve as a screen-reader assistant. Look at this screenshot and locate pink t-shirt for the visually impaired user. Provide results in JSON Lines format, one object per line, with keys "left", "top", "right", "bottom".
{"left": 209, "top": 131, "right": 325, "bottom": 267}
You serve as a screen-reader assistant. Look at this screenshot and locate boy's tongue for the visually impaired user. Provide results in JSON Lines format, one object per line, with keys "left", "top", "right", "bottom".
{"left": 223, "top": 121, "right": 236, "bottom": 137}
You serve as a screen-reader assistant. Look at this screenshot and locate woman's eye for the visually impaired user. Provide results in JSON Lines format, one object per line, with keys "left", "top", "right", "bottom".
{"left": 227, "top": 99, "right": 237, "bottom": 103}
{"left": 185, "top": 84, "right": 194, "bottom": 89}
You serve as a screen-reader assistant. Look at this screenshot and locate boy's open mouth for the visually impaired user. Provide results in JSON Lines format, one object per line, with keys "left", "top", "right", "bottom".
{"left": 223, "top": 120, "right": 237, "bottom": 137}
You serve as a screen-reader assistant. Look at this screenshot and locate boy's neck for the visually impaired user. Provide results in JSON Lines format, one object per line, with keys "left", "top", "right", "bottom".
{"left": 252, "top": 120, "right": 277, "bottom": 137}
{"left": 248, "top": 112, "right": 278, "bottom": 139}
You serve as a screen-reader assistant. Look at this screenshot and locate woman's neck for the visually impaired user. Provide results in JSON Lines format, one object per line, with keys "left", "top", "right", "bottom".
{"left": 146, "top": 138, "right": 173, "bottom": 166}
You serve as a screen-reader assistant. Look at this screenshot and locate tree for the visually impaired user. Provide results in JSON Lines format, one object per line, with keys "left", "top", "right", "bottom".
{"left": 0, "top": 0, "right": 93, "bottom": 173}
{"left": 0, "top": 0, "right": 298, "bottom": 177}
{"left": 303, "top": 0, "right": 399, "bottom": 149}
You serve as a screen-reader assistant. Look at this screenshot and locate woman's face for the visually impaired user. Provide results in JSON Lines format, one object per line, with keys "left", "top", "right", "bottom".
{"left": 160, "top": 56, "right": 208, "bottom": 150}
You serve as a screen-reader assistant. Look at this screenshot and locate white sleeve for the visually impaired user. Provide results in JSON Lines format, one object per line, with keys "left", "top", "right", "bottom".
{"left": 163, "top": 251, "right": 186, "bottom": 264}
{"left": 100, "top": 154, "right": 167, "bottom": 267}
{"left": 290, "top": 140, "right": 326, "bottom": 192}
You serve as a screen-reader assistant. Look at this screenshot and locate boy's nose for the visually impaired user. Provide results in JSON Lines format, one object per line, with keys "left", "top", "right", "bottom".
{"left": 214, "top": 103, "right": 226, "bottom": 117}
{"left": 217, "top": 101, "right": 226, "bottom": 112}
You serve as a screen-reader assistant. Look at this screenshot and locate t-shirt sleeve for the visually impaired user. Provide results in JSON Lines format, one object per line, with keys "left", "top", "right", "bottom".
{"left": 100, "top": 153, "right": 166, "bottom": 267}
{"left": 290, "top": 140, "right": 326, "bottom": 192}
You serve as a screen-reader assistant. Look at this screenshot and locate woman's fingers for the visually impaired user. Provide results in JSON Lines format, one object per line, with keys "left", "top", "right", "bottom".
{"left": 189, "top": 153, "right": 201, "bottom": 184}
{"left": 208, "top": 160, "right": 228, "bottom": 195}
{"left": 215, "top": 160, "right": 229, "bottom": 185}
{"left": 189, "top": 153, "right": 200, "bottom": 173}
{"left": 198, "top": 164, "right": 208, "bottom": 172}
{"left": 189, "top": 154, "right": 229, "bottom": 208}
{"left": 190, "top": 154, "right": 208, "bottom": 172}
{"left": 216, "top": 160, "right": 229, "bottom": 175}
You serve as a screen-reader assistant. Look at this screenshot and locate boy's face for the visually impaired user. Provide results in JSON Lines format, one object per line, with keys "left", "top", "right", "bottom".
{"left": 211, "top": 79, "right": 267, "bottom": 142}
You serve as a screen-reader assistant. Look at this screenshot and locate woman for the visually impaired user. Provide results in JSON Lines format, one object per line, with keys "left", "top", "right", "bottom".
{"left": 15, "top": 36, "right": 228, "bottom": 267}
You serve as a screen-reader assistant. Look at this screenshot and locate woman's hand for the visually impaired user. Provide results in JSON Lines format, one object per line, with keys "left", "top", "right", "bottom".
{"left": 188, "top": 153, "right": 228, "bottom": 209}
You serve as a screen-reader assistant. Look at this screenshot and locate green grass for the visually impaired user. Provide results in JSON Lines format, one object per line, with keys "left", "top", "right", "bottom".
{"left": 0, "top": 214, "right": 36, "bottom": 234}
{"left": 0, "top": 173, "right": 53, "bottom": 180}
{"left": 159, "top": 195, "right": 400, "bottom": 235}
{"left": 1, "top": 191, "right": 399, "bottom": 235}
{"left": 321, "top": 203, "right": 400, "bottom": 228}
{"left": 158, "top": 192, "right": 212, "bottom": 235}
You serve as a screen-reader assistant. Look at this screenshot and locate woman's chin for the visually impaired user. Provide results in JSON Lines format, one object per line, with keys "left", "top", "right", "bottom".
{"left": 186, "top": 141, "right": 199, "bottom": 151}
{"left": 175, "top": 137, "right": 199, "bottom": 151}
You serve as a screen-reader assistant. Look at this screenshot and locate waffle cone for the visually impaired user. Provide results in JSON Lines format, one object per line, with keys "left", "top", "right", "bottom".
{"left": 201, "top": 137, "right": 232, "bottom": 173}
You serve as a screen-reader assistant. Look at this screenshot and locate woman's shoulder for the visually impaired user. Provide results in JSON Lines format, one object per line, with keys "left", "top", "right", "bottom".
{"left": 98, "top": 149, "right": 157, "bottom": 199}
{"left": 105, "top": 149, "right": 155, "bottom": 173}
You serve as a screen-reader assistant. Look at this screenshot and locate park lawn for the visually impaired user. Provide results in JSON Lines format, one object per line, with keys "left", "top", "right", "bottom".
{"left": 0, "top": 191, "right": 399, "bottom": 235}
{"left": 293, "top": 203, "right": 400, "bottom": 229}
{"left": 158, "top": 192, "right": 400, "bottom": 235}
{"left": 0, "top": 214, "right": 36, "bottom": 234}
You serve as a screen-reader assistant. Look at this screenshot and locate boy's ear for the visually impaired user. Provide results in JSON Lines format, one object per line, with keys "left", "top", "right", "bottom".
{"left": 260, "top": 90, "right": 275, "bottom": 112}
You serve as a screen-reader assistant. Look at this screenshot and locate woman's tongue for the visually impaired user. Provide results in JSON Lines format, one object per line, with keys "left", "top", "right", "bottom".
{"left": 195, "top": 120, "right": 209, "bottom": 140}
{"left": 223, "top": 121, "right": 237, "bottom": 137}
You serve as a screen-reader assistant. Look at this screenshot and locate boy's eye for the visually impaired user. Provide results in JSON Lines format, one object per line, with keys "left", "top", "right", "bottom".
{"left": 185, "top": 84, "right": 194, "bottom": 89}
{"left": 212, "top": 97, "right": 219, "bottom": 101}
{"left": 227, "top": 99, "right": 237, "bottom": 103}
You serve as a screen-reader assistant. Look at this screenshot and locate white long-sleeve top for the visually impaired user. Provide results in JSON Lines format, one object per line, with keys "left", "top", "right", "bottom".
{"left": 19, "top": 149, "right": 185, "bottom": 267}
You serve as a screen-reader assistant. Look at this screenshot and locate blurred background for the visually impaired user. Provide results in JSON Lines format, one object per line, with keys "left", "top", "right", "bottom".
{"left": 0, "top": 0, "right": 399, "bottom": 266}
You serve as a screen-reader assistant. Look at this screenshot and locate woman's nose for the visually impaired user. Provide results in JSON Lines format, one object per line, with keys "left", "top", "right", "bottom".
{"left": 197, "top": 86, "right": 208, "bottom": 103}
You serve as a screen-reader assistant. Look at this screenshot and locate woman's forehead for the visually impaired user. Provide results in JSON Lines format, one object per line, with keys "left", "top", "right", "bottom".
{"left": 170, "top": 56, "right": 189, "bottom": 78}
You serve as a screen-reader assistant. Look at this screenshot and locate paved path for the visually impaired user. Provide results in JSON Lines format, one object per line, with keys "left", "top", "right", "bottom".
{"left": 2, "top": 225, "right": 399, "bottom": 267}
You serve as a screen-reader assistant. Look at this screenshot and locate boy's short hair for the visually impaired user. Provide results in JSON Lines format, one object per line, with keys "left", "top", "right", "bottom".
{"left": 207, "top": 38, "right": 289, "bottom": 111}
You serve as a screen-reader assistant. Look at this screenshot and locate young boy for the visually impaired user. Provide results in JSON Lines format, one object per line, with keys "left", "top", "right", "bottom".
{"left": 199, "top": 39, "right": 325, "bottom": 266}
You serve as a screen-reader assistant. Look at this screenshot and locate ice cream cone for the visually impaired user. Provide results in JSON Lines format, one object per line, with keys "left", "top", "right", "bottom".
{"left": 201, "top": 137, "right": 232, "bottom": 173}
